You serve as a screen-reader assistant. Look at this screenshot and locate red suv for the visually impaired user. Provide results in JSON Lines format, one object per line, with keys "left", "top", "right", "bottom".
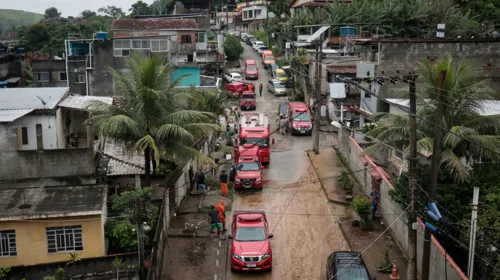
{"left": 234, "top": 144, "right": 264, "bottom": 190}
{"left": 239, "top": 91, "right": 256, "bottom": 110}
{"left": 244, "top": 60, "right": 259, "bottom": 80}
{"left": 229, "top": 211, "right": 273, "bottom": 272}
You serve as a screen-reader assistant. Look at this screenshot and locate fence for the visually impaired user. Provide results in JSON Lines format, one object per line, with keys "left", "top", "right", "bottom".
{"left": 336, "top": 128, "right": 467, "bottom": 280}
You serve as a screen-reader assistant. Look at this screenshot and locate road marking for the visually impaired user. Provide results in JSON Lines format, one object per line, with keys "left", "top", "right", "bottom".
{"left": 214, "top": 275, "right": 217, "bottom": 280}
{"left": 217, "top": 250, "right": 220, "bottom": 256}
{"left": 216, "top": 259, "right": 219, "bottom": 267}
{"left": 219, "top": 241, "right": 221, "bottom": 247}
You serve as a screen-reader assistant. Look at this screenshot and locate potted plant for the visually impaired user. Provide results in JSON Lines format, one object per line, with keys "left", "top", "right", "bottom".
{"left": 351, "top": 195, "right": 373, "bottom": 230}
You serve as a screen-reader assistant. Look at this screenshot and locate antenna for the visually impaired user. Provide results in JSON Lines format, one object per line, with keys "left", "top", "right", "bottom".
{"left": 36, "top": 95, "right": 47, "bottom": 106}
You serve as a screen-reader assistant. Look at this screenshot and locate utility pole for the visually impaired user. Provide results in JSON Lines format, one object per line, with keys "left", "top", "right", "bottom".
{"left": 312, "top": 35, "right": 323, "bottom": 154}
{"left": 407, "top": 72, "right": 418, "bottom": 280}
{"left": 136, "top": 198, "right": 145, "bottom": 280}
{"left": 421, "top": 70, "right": 447, "bottom": 280}
{"left": 467, "top": 187, "right": 480, "bottom": 280}
{"left": 266, "top": 0, "right": 271, "bottom": 47}
{"left": 225, "top": 0, "right": 229, "bottom": 33}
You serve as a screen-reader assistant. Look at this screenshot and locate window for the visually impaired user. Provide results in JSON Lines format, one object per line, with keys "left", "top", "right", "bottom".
{"left": 196, "top": 32, "right": 206, "bottom": 43}
{"left": 235, "top": 227, "right": 266, "bottom": 241}
{"left": 21, "top": 127, "right": 28, "bottom": 145}
{"left": 46, "top": 225, "right": 83, "bottom": 253}
{"left": 59, "top": 72, "right": 67, "bottom": 81}
{"left": 75, "top": 74, "right": 85, "bottom": 84}
{"left": 0, "top": 230, "right": 17, "bottom": 257}
{"left": 181, "top": 35, "right": 192, "bottom": 44}
{"left": 36, "top": 72, "right": 49, "bottom": 82}
{"left": 255, "top": 10, "right": 262, "bottom": 17}
{"left": 240, "top": 137, "right": 269, "bottom": 147}
{"left": 238, "top": 161, "right": 260, "bottom": 171}
{"left": 132, "top": 40, "right": 142, "bottom": 49}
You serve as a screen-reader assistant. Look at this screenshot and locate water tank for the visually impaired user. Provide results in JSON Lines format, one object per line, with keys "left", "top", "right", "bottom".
{"left": 339, "top": 26, "right": 356, "bottom": 37}
{"left": 96, "top": 32, "right": 109, "bottom": 41}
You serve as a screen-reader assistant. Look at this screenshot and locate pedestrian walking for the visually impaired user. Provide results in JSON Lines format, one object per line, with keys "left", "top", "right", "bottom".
{"left": 219, "top": 170, "right": 229, "bottom": 197}
{"left": 229, "top": 164, "right": 237, "bottom": 186}
{"left": 226, "top": 123, "right": 231, "bottom": 138}
{"left": 188, "top": 166, "right": 195, "bottom": 194}
{"left": 233, "top": 123, "right": 238, "bottom": 136}
{"left": 259, "top": 83, "right": 263, "bottom": 97}
{"left": 208, "top": 205, "right": 223, "bottom": 238}
{"left": 196, "top": 168, "right": 206, "bottom": 195}
{"left": 216, "top": 200, "right": 227, "bottom": 232}
{"left": 279, "top": 116, "right": 288, "bottom": 135}
{"left": 370, "top": 188, "right": 379, "bottom": 219}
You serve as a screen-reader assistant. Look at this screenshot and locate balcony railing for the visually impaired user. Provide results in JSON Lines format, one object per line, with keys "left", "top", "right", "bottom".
{"left": 171, "top": 42, "right": 196, "bottom": 54}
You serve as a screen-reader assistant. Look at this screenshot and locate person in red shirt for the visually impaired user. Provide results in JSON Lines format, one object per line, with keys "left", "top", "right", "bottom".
{"left": 215, "top": 200, "right": 227, "bottom": 232}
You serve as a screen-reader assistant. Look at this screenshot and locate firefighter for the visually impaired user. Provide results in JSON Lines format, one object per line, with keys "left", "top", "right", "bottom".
{"left": 215, "top": 200, "right": 227, "bottom": 232}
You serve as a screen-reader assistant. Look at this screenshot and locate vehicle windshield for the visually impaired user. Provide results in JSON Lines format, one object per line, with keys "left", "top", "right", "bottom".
{"left": 336, "top": 265, "right": 370, "bottom": 280}
{"left": 276, "top": 72, "right": 287, "bottom": 78}
{"left": 265, "top": 56, "right": 275, "bottom": 61}
{"left": 273, "top": 82, "right": 285, "bottom": 89}
{"left": 249, "top": 37, "right": 256, "bottom": 41}
{"left": 233, "top": 74, "right": 242, "bottom": 79}
{"left": 240, "top": 137, "right": 269, "bottom": 147}
{"left": 293, "top": 112, "right": 311, "bottom": 121}
{"left": 238, "top": 161, "right": 260, "bottom": 171}
{"left": 235, "top": 227, "right": 267, "bottom": 242}
{"left": 259, "top": 47, "right": 268, "bottom": 50}
{"left": 247, "top": 65, "right": 257, "bottom": 71}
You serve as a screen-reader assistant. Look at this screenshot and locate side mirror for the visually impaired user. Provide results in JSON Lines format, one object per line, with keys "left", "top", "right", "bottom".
{"left": 268, "top": 234, "right": 274, "bottom": 238}
{"left": 272, "top": 138, "right": 275, "bottom": 145}
{"left": 228, "top": 235, "right": 233, "bottom": 239}
{"left": 261, "top": 166, "right": 264, "bottom": 170}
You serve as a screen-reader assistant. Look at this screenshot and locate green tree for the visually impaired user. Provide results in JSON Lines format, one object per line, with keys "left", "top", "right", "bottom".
{"left": 80, "top": 10, "right": 97, "bottom": 19}
{"left": 25, "top": 23, "right": 52, "bottom": 52}
{"left": 44, "top": 7, "right": 61, "bottom": 19}
{"left": 87, "top": 53, "right": 220, "bottom": 187}
{"left": 98, "top": 6, "right": 126, "bottom": 19}
{"left": 150, "top": 0, "right": 174, "bottom": 15}
{"left": 367, "top": 55, "right": 500, "bottom": 182}
{"left": 105, "top": 187, "right": 158, "bottom": 253}
{"left": 129, "top": 1, "right": 152, "bottom": 16}
{"left": 223, "top": 35, "right": 243, "bottom": 61}
{"left": 189, "top": 89, "right": 232, "bottom": 118}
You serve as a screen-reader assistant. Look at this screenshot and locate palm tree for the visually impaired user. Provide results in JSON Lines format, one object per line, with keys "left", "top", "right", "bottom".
{"left": 188, "top": 89, "right": 233, "bottom": 120}
{"left": 367, "top": 55, "right": 500, "bottom": 182}
{"left": 88, "top": 53, "right": 221, "bottom": 187}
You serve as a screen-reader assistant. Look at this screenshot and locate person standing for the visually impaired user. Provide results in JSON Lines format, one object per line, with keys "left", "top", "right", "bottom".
{"left": 279, "top": 115, "right": 288, "bottom": 135}
{"left": 215, "top": 200, "right": 227, "bottom": 233}
{"left": 196, "top": 168, "right": 206, "bottom": 195}
{"left": 370, "top": 188, "right": 379, "bottom": 219}
{"left": 208, "top": 205, "right": 223, "bottom": 238}
{"left": 226, "top": 123, "right": 231, "bottom": 138}
{"left": 219, "top": 170, "right": 229, "bottom": 197}
{"left": 188, "top": 166, "right": 195, "bottom": 194}
{"left": 248, "top": 83, "right": 254, "bottom": 93}
{"left": 229, "top": 164, "right": 236, "bottom": 186}
{"left": 259, "top": 83, "right": 263, "bottom": 97}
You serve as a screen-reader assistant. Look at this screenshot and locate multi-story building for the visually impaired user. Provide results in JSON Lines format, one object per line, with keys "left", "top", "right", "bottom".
{"left": 236, "top": 0, "right": 275, "bottom": 32}
{"left": 0, "top": 52, "right": 24, "bottom": 88}
{"left": 32, "top": 59, "right": 67, "bottom": 87}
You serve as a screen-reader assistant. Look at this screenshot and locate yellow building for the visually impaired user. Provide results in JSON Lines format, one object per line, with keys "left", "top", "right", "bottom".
{"left": 0, "top": 185, "right": 107, "bottom": 267}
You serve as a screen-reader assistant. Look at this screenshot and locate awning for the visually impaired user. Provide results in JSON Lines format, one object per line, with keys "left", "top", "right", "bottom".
{"left": 58, "top": 95, "right": 113, "bottom": 110}
{"left": 306, "top": 26, "right": 330, "bottom": 43}
{"left": 4, "top": 77, "right": 20, "bottom": 83}
{"left": 360, "top": 155, "right": 390, "bottom": 180}
{"left": 0, "top": 109, "right": 34, "bottom": 122}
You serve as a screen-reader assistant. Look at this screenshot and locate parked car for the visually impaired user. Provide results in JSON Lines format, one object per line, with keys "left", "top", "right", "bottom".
{"left": 281, "top": 65, "right": 293, "bottom": 87}
{"left": 252, "top": 41, "right": 265, "bottom": 51}
{"left": 278, "top": 102, "right": 287, "bottom": 116}
{"left": 241, "top": 33, "right": 249, "bottom": 41}
{"left": 267, "top": 79, "right": 287, "bottom": 96}
{"left": 233, "top": 31, "right": 241, "bottom": 37}
{"left": 326, "top": 251, "right": 375, "bottom": 280}
{"left": 225, "top": 82, "right": 246, "bottom": 97}
{"left": 246, "top": 36, "right": 256, "bottom": 46}
{"left": 257, "top": 46, "right": 269, "bottom": 54}
{"left": 261, "top": 50, "right": 273, "bottom": 61}
{"left": 262, "top": 55, "right": 276, "bottom": 69}
{"left": 287, "top": 102, "right": 313, "bottom": 136}
{"left": 267, "top": 63, "right": 279, "bottom": 76}
{"left": 273, "top": 68, "right": 288, "bottom": 83}
{"left": 225, "top": 72, "right": 243, "bottom": 83}
{"left": 244, "top": 60, "right": 259, "bottom": 80}
{"left": 229, "top": 211, "right": 273, "bottom": 272}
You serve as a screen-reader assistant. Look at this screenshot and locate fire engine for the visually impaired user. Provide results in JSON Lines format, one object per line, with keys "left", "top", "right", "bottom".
{"left": 234, "top": 144, "right": 264, "bottom": 189}
{"left": 234, "top": 113, "right": 274, "bottom": 164}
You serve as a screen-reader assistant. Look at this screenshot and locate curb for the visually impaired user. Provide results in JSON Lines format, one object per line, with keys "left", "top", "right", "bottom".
{"left": 306, "top": 151, "right": 350, "bottom": 206}
{"left": 337, "top": 219, "right": 353, "bottom": 251}
{"left": 167, "top": 233, "right": 227, "bottom": 239}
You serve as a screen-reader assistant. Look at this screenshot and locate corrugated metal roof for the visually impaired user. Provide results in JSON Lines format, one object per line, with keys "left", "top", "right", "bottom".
{"left": 0, "top": 109, "right": 34, "bottom": 122}
{"left": 0, "top": 87, "right": 69, "bottom": 110}
{"left": 111, "top": 18, "right": 198, "bottom": 30}
{"left": 4, "top": 77, "right": 21, "bottom": 83}
{"left": 306, "top": 26, "right": 330, "bottom": 43}
{"left": 104, "top": 141, "right": 145, "bottom": 176}
{"left": 58, "top": 95, "right": 113, "bottom": 110}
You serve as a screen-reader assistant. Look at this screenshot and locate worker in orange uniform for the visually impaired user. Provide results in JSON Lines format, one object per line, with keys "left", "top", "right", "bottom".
{"left": 219, "top": 170, "right": 229, "bottom": 197}
{"left": 216, "top": 200, "right": 227, "bottom": 232}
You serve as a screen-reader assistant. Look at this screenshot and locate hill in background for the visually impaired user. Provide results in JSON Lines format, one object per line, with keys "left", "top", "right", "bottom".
{"left": 0, "top": 9, "right": 43, "bottom": 34}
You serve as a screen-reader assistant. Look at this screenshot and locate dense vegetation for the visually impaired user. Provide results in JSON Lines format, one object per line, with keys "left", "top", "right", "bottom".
{"left": 0, "top": 9, "right": 43, "bottom": 37}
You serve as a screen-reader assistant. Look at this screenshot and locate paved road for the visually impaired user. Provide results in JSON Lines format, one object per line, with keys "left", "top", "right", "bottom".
{"left": 225, "top": 41, "right": 349, "bottom": 280}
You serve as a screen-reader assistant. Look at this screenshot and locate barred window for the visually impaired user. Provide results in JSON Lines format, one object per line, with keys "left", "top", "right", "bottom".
{"left": 46, "top": 225, "right": 83, "bottom": 253}
{"left": 0, "top": 230, "right": 17, "bottom": 257}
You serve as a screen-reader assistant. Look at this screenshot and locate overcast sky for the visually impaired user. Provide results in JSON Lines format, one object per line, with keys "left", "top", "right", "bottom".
{"left": 2, "top": 0, "right": 153, "bottom": 17}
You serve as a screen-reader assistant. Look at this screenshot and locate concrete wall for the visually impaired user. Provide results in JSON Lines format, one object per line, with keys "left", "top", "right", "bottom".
{"left": 10, "top": 115, "right": 59, "bottom": 151}
{"left": 0, "top": 215, "right": 105, "bottom": 267}
{"left": 336, "top": 130, "right": 467, "bottom": 280}
{"left": 32, "top": 60, "right": 66, "bottom": 88}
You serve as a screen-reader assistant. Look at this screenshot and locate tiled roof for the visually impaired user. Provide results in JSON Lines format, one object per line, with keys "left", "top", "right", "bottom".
{"left": 58, "top": 95, "right": 113, "bottom": 110}
{"left": 0, "top": 185, "right": 106, "bottom": 221}
{"left": 103, "top": 141, "right": 145, "bottom": 176}
{"left": 0, "top": 87, "right": 69, "bottom": 110}
{"left": 111, "top": 18, "right": 198, "bottom": 30}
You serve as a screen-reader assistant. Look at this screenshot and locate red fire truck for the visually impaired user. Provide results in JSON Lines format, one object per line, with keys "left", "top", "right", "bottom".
{"left": 234, "top": 113, "right": 274, "bottom": 164}
{"left": 234, "top": 144, "right": 264, "bottom": 190}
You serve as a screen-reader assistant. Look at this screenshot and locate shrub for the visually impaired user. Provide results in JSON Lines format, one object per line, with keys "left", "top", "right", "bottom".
{"left": 351, "top": 195, "right": 372, "bottom": 230}
{"left": 337, "top": 171, "right": 353, "bottom": 193}
{"left": 224, "top": 36, "right": 244, "bottom": 61}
